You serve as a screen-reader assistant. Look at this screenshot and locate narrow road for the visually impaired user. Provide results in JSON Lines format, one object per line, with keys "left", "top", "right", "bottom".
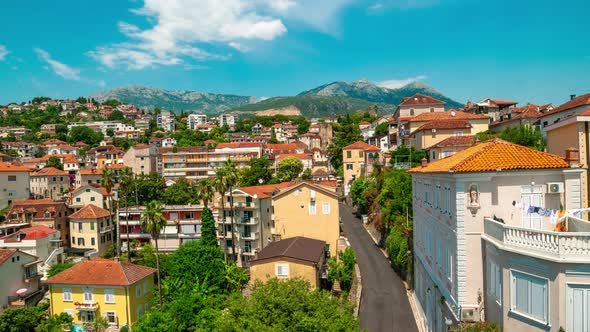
{"left": 340, "top": 203, "right": 418, "bottom": 332}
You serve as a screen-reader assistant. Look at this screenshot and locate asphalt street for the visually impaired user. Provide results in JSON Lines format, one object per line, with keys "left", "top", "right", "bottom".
{"left": 340, "top": 203, "right": 418, "bottom": 332}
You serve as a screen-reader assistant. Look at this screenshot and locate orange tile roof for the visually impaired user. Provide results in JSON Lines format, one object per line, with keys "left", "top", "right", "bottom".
{"left": 414, "top": 119, "right": 472, "bottom": 132}
{"left": 71, "top": 184, "right": 112, "bottom": 196}
{"left": 216, "top": 142, "right": 262, "bottom": 149}
{"left": 266, "top": 143, "right": 297, "bottom": 150}
{"left": 1, "top": 225, "right": 57, "bottom": 241}
{"left": 399, "top": 93, "right": 445, "bottom": 107}
{"left": 540, "top": 93, "right": 590, "bottom": 118}
{"left": 78, "top": 169, "right": 101, "bottom": 175}
{"left": 0, "top": 249, "right": 16, "bottom": 265}
{"left": 238, "top": 182, "right": 296, "bottom": 199}
{"left": 409, "top": 139, "right": 569, "bottom": 173}
{"left": 276, "top": 153, "right": 313, "bottom": 161}
{"left": 69, "top": 204, "right": 111, "bottom": 219}
{"left": 0, "top": 162, "right": 30, "bottom": 172}
{"left": 408, "top": 110, "right": 489, "bottom": 122}
{"left": 489, "top": 99, "right": 518, "bottom": 105}
{"left": 46, "top": 258, "right": 156, "bottom": 286}
{"left": 342, "top": 141, "right": 381, "bottom": 152}
{"left": 31, "top": 167, "right": 68, "bottom": 177}
{"left": 430, "top": 135, "right": 476, "bottom": 148}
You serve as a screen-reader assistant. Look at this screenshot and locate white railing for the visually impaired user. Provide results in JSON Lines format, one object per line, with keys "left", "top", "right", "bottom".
{"left": 44, "top": 247, "right": 64, "bottom": 266}
{"left": 483, "top": 218, "right": 590, "bottom": 262}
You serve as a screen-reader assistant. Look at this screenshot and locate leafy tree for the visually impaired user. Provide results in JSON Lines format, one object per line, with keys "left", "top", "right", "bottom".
{"left": 196, "top": 178, "right": 215, "bottom": 208}
{"left": 239, "top": 157, "right": 273, "bottom": 186}
{"left": 389, "top": 145, "right": 426, "bottom": 166}
{"left": 112, "top": 137, "right": 133, "bottom": 150}
{"left": 327, "top": 247, "right": 356, "bottom": 292}
{"left": 102, "top": 99, "right": 121, "bottom": 107}
{"left": 301, "top": 168, "right": 312, "bottom": 180}
{"left": 108, "top": 110, "right": 125, "bottom": 121}
{"left": 45, "top": 157, "right": 63, "bottom": 170}
{"left": 200, "top": 207, "right": 217, "bottom": 247}
{"left": 36, "top": 313, "right": 73, "bottom": 332}
{"left": 277, "top": 156, "right": 304, "bottom": 181}
{"left": 162, "top": 177, "right": 196, "bottom": 205}
{"left": 217, "top": 278, "right": 359, "bottom": 331}
{"left": 141, "top": 200, "right": 167, "bottom": 306}
{"left": 499, "top": 125, "right": 546, "bottom": 151}
{"left": 101, "top": 168, "right": 116, "bottom": 254}
{"left": 222, "top": 160, "right": 239, "bottom": 262}
{"left": 47, "top": 262, "right": 74, "bottom": 278}
{"left": 328, "top": 114, "right": 363, "bottom": 171}
{"left": 83, "top": 316, "right": 109, "bottom": 332}
{"left": 213, "top": 168, "right": 230, "bottom": 261}
{"left": 105, "top": 128, "right": 114, "bottom": 137}
{"left": 128, "top": 173, "right": 167, "bottom": 205}
{"left": 119, "top": 167, "right": 134, "bottom": 261}
{"left": 374, "top": 121, "right": 389, "bottom": 136}
{"left": 0, "top": 304, "right": 46, "bottom": 332}
{"left": 67, "top": 126, "right": 103, "bottom": 146}
{"left": 32, "top": 96, "right": 51, "bottom": 104}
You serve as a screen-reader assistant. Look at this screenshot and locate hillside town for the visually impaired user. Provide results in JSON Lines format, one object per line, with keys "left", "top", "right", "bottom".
{"left": 0, "top": 91, "right": 589, "bottom": 332}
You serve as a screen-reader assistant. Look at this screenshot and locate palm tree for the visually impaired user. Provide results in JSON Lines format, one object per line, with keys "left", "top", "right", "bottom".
{"left": 141, "top": 200, "right": 167, "bottom": 307}
{"left": 101, "top": 167, "right": 117, "bottom": 257}
{"left": 196, "top": 178, "right": 215, "bottom": 208}
{"left": 223, "top": 160, "right": 239, "bottom": 263}
{"left": 213, "top": 168, "right": 230, "bottom": 261}
{"left": 119, "top": 167, "right": 134, "bottom": 262}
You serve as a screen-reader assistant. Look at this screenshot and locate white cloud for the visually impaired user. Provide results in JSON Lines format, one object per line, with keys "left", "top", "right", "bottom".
{"left": 0, "top": 45, "right": 9, "bottom": 61}
{"left": 34, "top": 48, "right": 81, "bottom": 80}
{"left": 376, "top": 75, "right": 427, "bottom": 89}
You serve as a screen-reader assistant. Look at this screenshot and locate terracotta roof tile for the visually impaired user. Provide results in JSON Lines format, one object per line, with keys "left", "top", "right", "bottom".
{"left": 216, "top": 142, "right": 262, "bottom": 149}
{"left": 0, "top": 162, "right": 30, "bottom": 172}
{"left": 488, "top": 99, "right": 518, "bottom": 105}
{"left": 69, "top": 204, "right": 111, "bottom": 219}
{"left": 415, "top": 119, "right": 472, "bottom": 132}
{"left": 408, "top": 110, "right": 489, "bottom": 122}
{"left": 0, "top": 249, "right": 16, "bottom": 265}
{"left": 252, "top": 237, "right": 325, "bottom": 264}
{"left": 342, "top": 141, "right": 381, "bottom": 151}
{"left": 1, "top": 225, "right": 57, "bottom": 241}
{"left": 399, "top": 93, "right": 445, "bottom": 107}
{"left": 410, "top": 139, "right": 569, "bottom": 173}
{"left": 430, "top": 135, "right": 476, "bottom": 148}
{"left": 266, "top": 143, "right": 297, "bottom": 150}
{"left": 540, "top": 93, "right": 590, "bottom": 118}
{"left": 46, "top": 258, "right": 156, "bottom": 286}
{"left": 31, "top": 167, "right": 68, "bottom": 177}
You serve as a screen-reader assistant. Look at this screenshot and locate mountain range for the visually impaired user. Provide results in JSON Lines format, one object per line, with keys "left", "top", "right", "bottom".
{"left": 89, "top": 79, "right": 463, "bottom": 117}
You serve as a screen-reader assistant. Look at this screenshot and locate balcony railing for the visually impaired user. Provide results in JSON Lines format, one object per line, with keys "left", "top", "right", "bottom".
{"left": 240, "top": 217, "right": 257, "bottom": 225}
{"left": 7, "top": 288, "right": 45, "bottom": 308}
{"left": 74, "top": 302, "right": 99, "bottom": 311}
{"left": 483, "top": 218, "right": 590, "bottom": 263}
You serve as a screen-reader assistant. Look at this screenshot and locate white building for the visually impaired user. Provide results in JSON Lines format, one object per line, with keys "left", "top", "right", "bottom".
{"left": 158, "top": 111, "right": 176, "bottom": 132}
{"left": 0, "top": 162, "right": 31, "bottom": 208}
{"left": 410, "top": 139, "right": 588, "bottom": 332}
{"left": 0, "top": 249, "right": 43, "bottom": 311}
{"left": 218, "top": 114, "right": 237, "bottom": 128}
{"left": 188, "top": 113, "right": 207, "bottom": 130}
{"left": 67, "top": 121, "right": 138, "bottom": 136}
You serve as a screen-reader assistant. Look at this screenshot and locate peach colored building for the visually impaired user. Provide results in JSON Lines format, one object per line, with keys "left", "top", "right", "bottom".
{"left": 342, "top": 141, "right": 382, "bottom": 195}
{"left": 410, "top": 139, "right": 587, "bottom": 332}
{"left": 391, "top": 93, "right": 446, "bottom": 148}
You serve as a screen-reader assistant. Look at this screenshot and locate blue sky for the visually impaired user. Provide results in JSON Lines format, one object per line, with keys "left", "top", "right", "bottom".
{"left": 0, "top": 0, "right": 589, "bottom": 106}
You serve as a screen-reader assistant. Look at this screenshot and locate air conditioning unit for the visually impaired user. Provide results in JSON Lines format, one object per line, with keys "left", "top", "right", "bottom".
{"left": 546, "top": 182, "right": 564, "bottom": 194}
{"left": 432, "top": 128, "right": 437, "bottom": 133}
{"left": 461, "top": 308, "right": 478, "bottom": 322}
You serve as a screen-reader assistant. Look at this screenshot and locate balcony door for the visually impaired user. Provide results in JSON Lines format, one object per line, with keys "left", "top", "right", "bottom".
{"left": 521, "top": 185, "right": 542, "bottom": 230}
{"left": 568, "top": 284, "right": 590, "bottom": 332}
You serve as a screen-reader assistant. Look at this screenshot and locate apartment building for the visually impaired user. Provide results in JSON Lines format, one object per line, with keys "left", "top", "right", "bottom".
{"left": 218, "top": 113, "right": 237, "bottom": 128}
{"left": 30, "top": 167, "right": 70, "bottom": 200}
{"left": 69, "top": 184, "right": 111, "bottom": 211}
{"left": 188, "top": 113, "right": 207, "bottom": 129}
{"left": 122, "top": 144, "right": 158, "bottom": 175}
{"left": 0, "top": 249, "right": 43, "bottom": 312}
{"left": 0, "top": 141, "right": 38, "bottom": 159}
{"left": 342, "top": 141, "right": 382, "bottom": 195}
{"left": 118, "top": 204, "right": 209, "bottom": 252}
{"left": 3, "top": 199, "right": 71, "bottom": 246}
{"left": 75, "top": 169, "right": 102, "bottom": 187}
{"left": 539, "top": 93, "right": 590, "bottom": 131}
{"left": 69, "top": 204, "right": 114, "bottom": 256}
{"left": 0, "top": 162, "right": 31, "bottom": 208}
{"left": 47, "top": 258, "right": 156, "bottom": 328}
{"left": 409, "top": 139, "right": 586, "bottom": 331}
{"left": 391, "top": 94, "right": 446, "bottom": 148}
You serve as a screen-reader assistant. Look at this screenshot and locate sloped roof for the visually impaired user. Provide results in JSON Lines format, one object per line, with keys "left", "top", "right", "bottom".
{"left": 237, "top": 182, "right": 296, "bottom": 199}
{"left": 252, "top": 237, "right": 325, "bottom": 264}
{"left": 430, "top": 135, "right": 476, "bottom": 148}
{"left": 216, "top": 142, "right": 262, "bottom": 149}
{"left": 399, "top": 93, "right": 445, "bottom": 107}
{"left": 69, "top": 204, "right": 111, "bottom": 219}
{"left": 488, "top": 99, "right": 518, "bottom": 106}
{"left": 31, "top": 167, "right": 68, "bottom": 177}
{"left": 0, "top": 162, "right": 30, "bottom": 172}
{"left": 46, "top": 258, "right": 156, "bottom": 286}
{"left": 0, "top": 225, "right": 57, "bottom": 241}
{"left": 0, "top": 249, "right": 36, "bottom": 265}
{"left": 540, "top": 93, "right": 590, "bottom": 118}
{"left": 342, "top": 141, "right": 381, "bottom": 151}
{"left": 266, "top": 143, "right": 298, "bottom": 150}
{"left": 409, "top": 139, "right": 569, "bottom": 173}
{"left": 408, "top": 110, "right": 489, "bottom": 122}
{"left": 414, "top": 119, "right": 472, "bottom": 132}
{"left": 276, "top": 153, "right": 313, "bottom": 161}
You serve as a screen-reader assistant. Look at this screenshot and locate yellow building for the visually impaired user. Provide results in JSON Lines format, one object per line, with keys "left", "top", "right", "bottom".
{"left": 250, "top": 237, "right": 326, "bottom": 289}
{"left": 69, "top": 204, "right": 114, "bottom": 256}
{"left": 46, "top": 258, "right": 156, "bottom": 328}
{"left": 271, "top": 182, "right": 339, "bottom": 257}
{"left": 342, "top": 141, "right": 382, "bottom": 195}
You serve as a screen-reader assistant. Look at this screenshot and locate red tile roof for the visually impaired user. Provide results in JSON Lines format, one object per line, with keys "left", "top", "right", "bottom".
{"left": 540, "top": 93, "right": 590, "bottom": 118}
{"left": 69, "top": 204, "right": 111, "bottom": 219}
{"left": 489, "top": 99, "right": 518, "bottom": 106}
{"left": 0, "top": 225, "right": 57, "bottom": 241}
{"left": 408, "top": 110, "right": 489, "bottom": 122}
{"left": 399, "top": 93, "right": 445, "bottom": 107}
{"left": 0, "top": 249, "right": 16, "bottom": 265}
{"left": 415, "top": 119, "right": 472, "bottom": 132}
{"left": 252, "top": 237, "right": 325, "bottom": 264}
{"left": 238, "top": 182, "right": 296, "bottom": 199}
{"left": 31, "top": 167, "right": 68, "bottom": 177}
{"left": 216, "top": 142, "right": 262, "bottom": 149}
{"left": 0, "top": 162, "right": 30, "bottom": 172}
{"left": 46, "top": 258, "right": 156, "bottom": 286}
{"left": 266, "top": 143, "right": 298, "bottom": 150}
{"left": 410, "top": 139, "right": 569, "bottom": 173}
{"left": 342, "top": 141, "right": 381, "bottom": 151}
{"left": 430, "top": 135, "right": 476, "bottom": 148}
{"left": 78, "top": 169, "right": 101, "bottom": 175}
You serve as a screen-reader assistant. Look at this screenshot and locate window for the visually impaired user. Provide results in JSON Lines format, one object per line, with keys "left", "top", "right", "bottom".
{"left": 63, "top": 288, "right": 72, "bottom": 301}
{"left": 104, "top": 289, "right": 115, "bottom": 303}
{"left": 346, "top": 163, "right": 353, "bottom": 170}
{"left": 346, "top": 151, "right": 351, "bottom": 158}
{"left": 144, "top": 302, "right": 149, "bottom": 312}
{"left": 309, "top": 201, "right": 316, "bottom": 215}
{"left": 7, "top": 175, "right": 16, "bottom": 181}
{"left": 78, "top": 238, "right": 85, "bottom": 246}
{"left": 76, "top": 197, "right": 81, "bottom": 202}
{"left": 486, "top": 258, "right": 502, "bottom": 304}
{"left": 91, "top": 237, "right": 96, "bottom": 246}
{"left": 410, "top": 109, "right": 415, "bottom": 115}
{"left": 143, "top": 280, "right": 149, "bottom": 293}
{"left": 511, "top": 270, "right": 548, "bottom": 323}
{"left": 71, "top": 236, "right": 76, "bottom": 244}
{"left": 276, "top": 264, "right": 289, "bottom": 278}
{"left": 137, "top": 305, "right": 143, "bottom": 318}
{"left": 453, "top": 131, "right": 464, "bottom": 136}
{"left": 430, "top": 107, "right": 434, "bottom": 112}
{"left": 106, "top": 312, "right": 117, "bottom": 325}
{"left": 322, "top": 202, "right": 330, "bottom": 215}
{"left": 358, "top": 151, "right": 364, "bottom": 158}
{"left": 83, "top": 288, "right": 93, "bottom": 303}
{"left": 136, "top": 285, "right": 142, "bottom": 298}
{"left": 90, "top": 197, "right": 95, "bottom": 201}
{"left": 78, "top": 222, "right": 83, "bottom": 231}
{"left": 91, "top": 222, "right": 95, "bottom": 230}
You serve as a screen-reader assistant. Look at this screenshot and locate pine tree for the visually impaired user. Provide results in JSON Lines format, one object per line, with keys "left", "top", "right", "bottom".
{"left": 200, "top": 207, "right": 217, "bottom": 247}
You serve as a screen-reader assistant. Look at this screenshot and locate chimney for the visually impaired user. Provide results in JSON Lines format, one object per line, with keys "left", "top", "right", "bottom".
{"left": 421, "top": 158, "right": 428, "bottom": 168}
{"left": 565, "top": 148, "right": 580, "bottom": 167}
{"left": 570, "top": 94, "right": 577, "bottom": 101}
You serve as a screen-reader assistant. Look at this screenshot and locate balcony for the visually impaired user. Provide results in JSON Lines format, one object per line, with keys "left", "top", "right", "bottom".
{"left": 100, "top": 225, "right": 115, "bottom": 233}
{"left": 482, "top": 218, "right": 590, "bottom": 263}
{"left": 240, "top": 217, "right": 257, "bottom": 225}
{"left": 74, "top": 302, "right": 99, "bottom": 311}
{"left": 241, "top": 232, "right": 259, "bottom": 241}
{"left": 7, "top": 288, "right": 45, "bottom": 308}
{"left": 121, "top": 233, "right": 151, "bottom": 239}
